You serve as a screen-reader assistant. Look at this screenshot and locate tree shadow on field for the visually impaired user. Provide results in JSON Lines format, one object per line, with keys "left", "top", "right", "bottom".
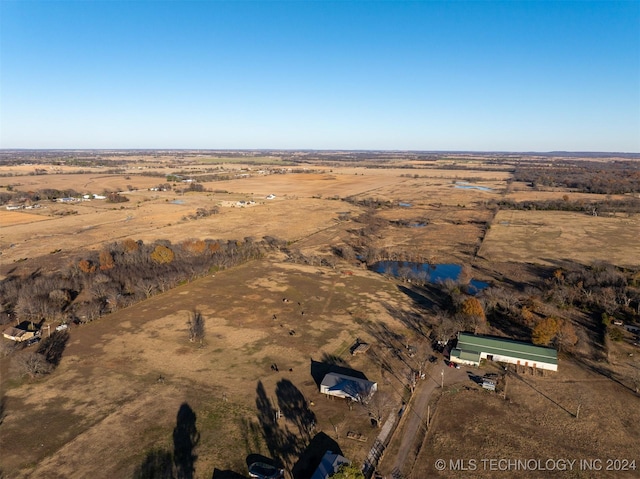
{"left": 486, "top": 309, "right": 530, "bottom": 341}
{"left": 320, "top": 352, "right": 349, "bottom": 367}
{"left": 275, "top": 379, "right": 316, "bottom": 440}
{"left": 173, "top": 403, "right": 200, "bottom": 479}
{"left": 0, "top": 395, "right": 6, "bottom": 426}
{"left": 397, "top": 284, "right": 440, "bottom": 310}
{"left": 132, "top": 402, "right": 200, "bottom": 479}
{"left": 383, "top": 301, "right": 428, "bottom": 338}
{"left": 36, "top": 330, "right": 69, "bottom": 367}
{"left": 255, "top": 381, "right": 305, "bottom": 469}
{"left": 291, "top": 432, "right": 343, "bottom": 479}
{"left": 133, "top": 449, "right": 174, "bottom": 479}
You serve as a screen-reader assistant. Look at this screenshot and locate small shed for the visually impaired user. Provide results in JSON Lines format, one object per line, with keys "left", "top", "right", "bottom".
{"left": 350, "top": 340, "right": 370, "bottom": 355}
{"left": 320, "top": 372, "right": 377, "bottom": 401}
{"left": 482, "top": 378, "right": 496, "bottom": 391}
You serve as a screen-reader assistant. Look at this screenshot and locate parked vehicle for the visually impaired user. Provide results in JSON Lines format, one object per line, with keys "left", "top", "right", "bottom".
{"left": 248, "top": 462, "right": 284, "bottom": 479}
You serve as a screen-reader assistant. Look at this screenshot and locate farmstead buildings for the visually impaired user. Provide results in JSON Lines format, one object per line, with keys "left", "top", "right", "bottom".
{"left": 450, "top": 332, "right": 558, "bottom": 371}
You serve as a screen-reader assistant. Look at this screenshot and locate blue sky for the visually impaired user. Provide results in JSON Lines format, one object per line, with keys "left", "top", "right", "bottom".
{"left": 1, "top": 1, "right": 638, "bottom": 151}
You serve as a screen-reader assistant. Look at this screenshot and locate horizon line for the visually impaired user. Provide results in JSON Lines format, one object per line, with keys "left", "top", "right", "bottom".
{"left": 1, "top": 148, "right": 639, "bottom": 156}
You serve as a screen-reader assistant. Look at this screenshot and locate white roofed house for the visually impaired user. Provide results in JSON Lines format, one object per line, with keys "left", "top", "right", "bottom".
{"left": 320, "top": 372, "right": 377, "bottom": 402}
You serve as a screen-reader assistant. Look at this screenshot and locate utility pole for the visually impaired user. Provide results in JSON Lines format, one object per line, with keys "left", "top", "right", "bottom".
{"left": 503, "top": 374, "right": 507, "bottom": 400}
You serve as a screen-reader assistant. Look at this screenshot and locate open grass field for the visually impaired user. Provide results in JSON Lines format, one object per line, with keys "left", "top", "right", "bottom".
{"left": 479, "top": 210, "right": 640, "bottom": 268}
{"left": 0, "top": 210, "right": 51, "bottom": 227}
{"left": 1, "top": 155, "right": 639, "bottom": 479}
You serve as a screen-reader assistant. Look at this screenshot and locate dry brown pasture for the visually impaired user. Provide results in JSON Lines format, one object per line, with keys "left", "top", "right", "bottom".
{"left": 411, "top": 360, "right": 640, "bottom": 479}
{"left": 0, "top": 260, "right": 420, "bottom": 478}
{"left": 0, "top": 210, "right": 51, "bottom": 227}
{"left": 479, "top": 210, "right": 640, "bottom": 268}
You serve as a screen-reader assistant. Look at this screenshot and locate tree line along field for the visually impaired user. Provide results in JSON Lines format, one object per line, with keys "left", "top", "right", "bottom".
{"left": 0, "top": 151, "right": 639, "bottom": 479}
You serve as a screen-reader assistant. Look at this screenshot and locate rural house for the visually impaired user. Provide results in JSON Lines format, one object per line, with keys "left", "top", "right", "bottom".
{"left": 320, "top": 372, "right": 377, "bottom": 401}
{"left": 450, "top": 332, "right": 558, "bottom": 371}
{"left": 2, "top": 322, "right": 39, "bottom": 342}
{"left": 310, "top": 450, "right": 350, "bottom": 479}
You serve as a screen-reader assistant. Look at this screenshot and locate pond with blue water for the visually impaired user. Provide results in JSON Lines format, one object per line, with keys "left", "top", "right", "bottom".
{"left": 454, "top": 182, "right": 493, "bottom": 192}
{"left": 371, "top": 261, "right": 489, "bottom": 293}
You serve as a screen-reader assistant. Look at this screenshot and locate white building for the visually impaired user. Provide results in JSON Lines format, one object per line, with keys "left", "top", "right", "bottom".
{"left": 450, "top": 332, "right": 558, "bottom": 371}
{"left": 320, "top": 372, "right": 377, "bottom": 401}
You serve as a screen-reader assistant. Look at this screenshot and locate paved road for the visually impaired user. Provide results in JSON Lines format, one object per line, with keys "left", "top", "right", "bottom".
{"left": 389, "top": 362, "right": 469, "bottom": 476}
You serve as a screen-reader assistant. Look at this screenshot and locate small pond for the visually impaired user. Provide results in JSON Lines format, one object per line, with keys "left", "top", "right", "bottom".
{"left": 454, "top": 182, "right": 493, "bottom": 192}
{"left": 371, "top": 261, "right": 489, "bottom": 293}
{"left": 171, "top": 200, "right": 185, "bottom": 204}
{"left": 398, "top": 202, "right": 413, "bottom": 207}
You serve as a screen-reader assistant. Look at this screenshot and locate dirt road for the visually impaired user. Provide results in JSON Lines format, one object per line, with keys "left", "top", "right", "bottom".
{"left": 388, "top": 362, "right": 469, "bottom": 476}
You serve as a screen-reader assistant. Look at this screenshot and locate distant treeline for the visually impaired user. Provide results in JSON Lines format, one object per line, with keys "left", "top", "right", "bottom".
{"left": 514, "top": 161, "right": 640, "bottom": 194}
{"left": 488, "top": 197, "right": 640, "bottom": 214}
{"left": 491, "top": 197, "right": 640, "bottom": 215}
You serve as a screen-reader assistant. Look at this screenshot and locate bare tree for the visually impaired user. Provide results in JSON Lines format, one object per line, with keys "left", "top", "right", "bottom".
{"left": 14, "top": 353, "right": 53, "bottom": 378}
{"left": 188, "top": 310, "right": 205, "bottom": 344}
{"left": 432, "top": 310, "right": 460, "bottom": 345}
{"left": 359, "top": 390, "right": 394, "bottom": 428}
{"left": 457, "top": 263, "right": 472, "bottom": 286}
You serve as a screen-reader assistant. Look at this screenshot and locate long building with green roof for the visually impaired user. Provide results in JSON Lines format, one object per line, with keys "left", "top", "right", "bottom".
{"left": 450, "top": 332, "right": 558, "bottom": 371}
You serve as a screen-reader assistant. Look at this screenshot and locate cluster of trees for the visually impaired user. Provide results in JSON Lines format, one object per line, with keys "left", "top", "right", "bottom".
{"left": 431, "top": 293, "right": 488, "bottom": 345}
{"left": 343, "top": 197, "right": 394, "bottom": 209}
{"left": 0, "top": 237, "right": 281, "bottom": 327}
{"left": 530, "top": 316, "right": 578, "bottom": 348}
{"left": 183, "top": 182, "right": 206, "bottom": 193}
{"left": 514, "top": 161, "right": 640, "bottom": 194}
{"left": 478, "top": 262, "right": 639, "bottom": 352}
{"left": 106, "top": 192, "right": 129, "bottom": 203}
{"left": 423, "top": 270, "right": 583, "bottom": 352}
{"left": 182, "top": 207, "right": 219, "bottom": 221}
{"left": 542, "top": 262, "right": 640, "bottom": 319}
{"left": 492, "top": 198, "right": 640, "bottom": 215}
